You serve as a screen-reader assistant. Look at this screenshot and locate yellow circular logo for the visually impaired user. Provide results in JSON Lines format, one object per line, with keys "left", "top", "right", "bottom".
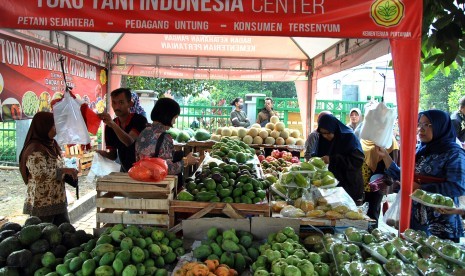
{"left": 100, "top": 69, "right": 107, "bottom": 85}
{"left": 371, "top": 0, "right": 405, "bottom": 27}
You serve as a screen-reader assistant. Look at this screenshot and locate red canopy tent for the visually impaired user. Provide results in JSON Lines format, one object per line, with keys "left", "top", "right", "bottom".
{"left": 0, "top": 0, "right": 422, "bottom": 232}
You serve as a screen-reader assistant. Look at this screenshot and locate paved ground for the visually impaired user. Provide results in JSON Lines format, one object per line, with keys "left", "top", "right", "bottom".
{"left": 72, "top": 207, "right": 97, "bottom": 234}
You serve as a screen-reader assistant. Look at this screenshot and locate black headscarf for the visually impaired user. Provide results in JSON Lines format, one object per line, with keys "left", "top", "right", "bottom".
{"left": 19, "top": 112, "right": 61, "bottom": 184}
{"left": 316, "top": 114, "right": 363, "bottom": 157}
{"left": 151, "top": 98, "right": 180, "bottom": 127}
{"left": 416, "top": 110, "right": 461, "bottom": 158}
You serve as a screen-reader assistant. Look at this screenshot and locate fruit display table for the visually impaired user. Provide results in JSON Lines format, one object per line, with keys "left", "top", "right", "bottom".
{"left": 273, "top": 213, "right": 372, "bottom": 228}
{"left": 95, "top": 172, "right": 177, "bottom": 228}
{"left": 168, "top": 200, "right": 270, "bottom": 233}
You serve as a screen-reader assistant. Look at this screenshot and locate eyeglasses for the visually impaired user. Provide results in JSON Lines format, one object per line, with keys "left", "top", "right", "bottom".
{"left": 417, "top": 123, "right": 432, "bottom": 130}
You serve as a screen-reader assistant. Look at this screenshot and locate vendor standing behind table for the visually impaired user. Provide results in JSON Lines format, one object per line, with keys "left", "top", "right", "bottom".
{"left": 377, "top": 110, "right": 465, "bottom": 242}
{"left": 316, "top": 114, "right": 365, "bottom": 205}
{"left": 230, "top": 97, "right": 250, "bottom": 128}
{"left": 347, "top": 108, "right": 362, "bottom": 132}
{"left": 304, "top": 111, "right": 332, "bottom": 161}
{"left": 96, "top": 88, "right": 148, "bottom": 172}
{"left": 19, "top": 112, "right": 78, "bottom": 226}
{"left": 256, "top": 97, "right": 279, "bottom": 127}
{"left": 130, "top": 91, "right": 147, "bottom": 118}
{"left": 450, "top": 95, "right": 465, "bottom": 146}
{"left": 136, "top": 98, "right": 199, "bottom": 178}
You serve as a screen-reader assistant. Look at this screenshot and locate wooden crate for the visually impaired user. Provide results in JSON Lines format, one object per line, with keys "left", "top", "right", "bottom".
{"left": 96, "top": 173, "right": 177, "bottom": 228}
{"left": 168, "top": 200, "right": 270, "bottom": 232}
{"left": 78, "top": 153, "right": 94, "bottom": 176}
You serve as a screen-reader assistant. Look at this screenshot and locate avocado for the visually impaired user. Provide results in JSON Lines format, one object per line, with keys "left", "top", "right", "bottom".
{"left": 42, "top": 225, "right": 62, "bottom": 247}
{"left": 29, "top": 239, "right": 50, "bottom": 254}
{"left": 58, "top": 223, "right": 76, "bottom": 234}
{"left": 0, "top": 222, "right": 22, "bottom": 233}
{"left": 0, "top": 236, "right": 23, "bottom": 258}
{"left": 24, "top": 216, "right": 42, "bottom": 226}
{"left": 7, "top": 249, "right": 33, "bottom": 267}
{"left": 0, "top": 230, "right": 16, "bottom": 242}
{"left": 18, "top": 225, "right": 42, "bottom": 246}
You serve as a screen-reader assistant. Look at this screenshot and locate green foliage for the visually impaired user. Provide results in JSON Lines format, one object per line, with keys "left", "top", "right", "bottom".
{"left": 448, "top": 76, "right": 465, "bottom": 112}
{"left": 420, "top": 68, "right": 462, "bottom": 110}
{"left": 422, "top": 0, "right": 465, "bottom": 79}
{"left": 124, "top": 76, "right": 214, "bottom": 98}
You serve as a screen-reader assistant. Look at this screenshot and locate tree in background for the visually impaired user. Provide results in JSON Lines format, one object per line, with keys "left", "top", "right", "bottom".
{"left": 448, "top": 72, "right": 465, "bottom": 113}
{"left": 420, "top": 67, "right": 463, "bottom": 111}
{"left": 422, "top": 0, "right": 465, "bottom": 80}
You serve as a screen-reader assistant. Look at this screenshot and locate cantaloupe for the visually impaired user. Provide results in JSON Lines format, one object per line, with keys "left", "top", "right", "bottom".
{"left": 211, "top": 134, "right": 222, "bottom": 141}
{"left": 286, "top": 137, "right": 296, "bottom": 145}
{"left": 243, "top": 135, "right": 253, "bottom": 144}
{"left": 270, "top": 116, "right": 280, "bottom": 124}
{"left": 252, "top": 123, "right": 261, "bottom": 128}
{"left": 253, "top": 136, "right": 263, "bottom": 144}
{"left": 266, "top": 128, "right": 272, "bottom": 135}
{"left": 295, "top": 138, "right": 304, "bottom": 146}
{"left": 259, "top": 129, "right": 269, "bottom": 139}
{"left": 264, "top": 137, "right": 275, "bottom": 145}
{"left": 275, "top": 122, "right": 285, "bottom": 131}
{"left": 237, "top": 127, "right": 247, "bottom": 138}
{"left": 216, "top": 127, "right": 223, "bottom": 135}
{"left": 248, "top": 128, "right": 259, "bottom": 137}
{"left": 291, "top": 129, "right": 300, "bottom": 138}
{"left": 222, "top": 128, "right": 233, "bottom": 137}
{"left": 230, "top": 136, "right": 241, "bottom": 141}
{"left": 265, "top": 122, "right": 275, "bottom": 130}
{"left": 280, "top": 130, "right": 290, "bottom": 139}
{"left": 270, "top": 130, "right": 280, "bottom": 139}
{"left": 231, "top": 127, "right": 238, "bottom": 136}
{"left": 275, "top": 137, "right": 285, "bottom": 145}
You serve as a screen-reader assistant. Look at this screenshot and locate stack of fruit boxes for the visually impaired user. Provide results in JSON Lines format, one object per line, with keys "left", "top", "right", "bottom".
{"left": 95, "top": 172, "right": 177, "bottom": 229}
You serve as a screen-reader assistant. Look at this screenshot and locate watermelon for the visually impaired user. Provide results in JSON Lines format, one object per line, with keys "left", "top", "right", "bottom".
{"left": 166, "top": 128, "right": 181, "bottom": 139}
{"left": 194, "top": 129, "right": 211, "bottom": 141}
{"left": 176, "top": 131, "right": 191, "bottom": 143}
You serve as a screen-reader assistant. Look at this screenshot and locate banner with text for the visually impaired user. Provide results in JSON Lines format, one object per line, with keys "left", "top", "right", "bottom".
{"left": 0, "top": 33, "right": 107, "bottom": 121}
{"left": 1, "top": 0, "right": 421, "bottom": 39}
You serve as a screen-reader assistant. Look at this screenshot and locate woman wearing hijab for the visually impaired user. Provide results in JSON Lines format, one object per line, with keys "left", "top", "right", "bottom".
{"left": 19, "top": 112, "right": 78, "bottom": 225}
{"left": 130, "top": 91, "right": 147, "bottom": 118}
{"left": 316, "top": 114, "right": 365, "bottom": 204}
{"left": 377, "top": 110, "right": 465, "bottom": 241}
{"left": 230, "top": 97, "right": 250, "bottom": 127}
{"left": 136, "top": 98, "right": 199, "bottom": 177}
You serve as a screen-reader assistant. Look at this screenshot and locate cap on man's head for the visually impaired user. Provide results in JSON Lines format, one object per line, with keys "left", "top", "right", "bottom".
{"left": 350, "top": 108, "right": 361, "bottom": 116}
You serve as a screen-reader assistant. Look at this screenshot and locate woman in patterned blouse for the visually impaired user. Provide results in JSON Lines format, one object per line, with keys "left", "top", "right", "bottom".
{"left": 19, "top": 112, "right": 78, "bottom": 225}
{"left": 136, "top": 98, "right": 199, "bottom": 175}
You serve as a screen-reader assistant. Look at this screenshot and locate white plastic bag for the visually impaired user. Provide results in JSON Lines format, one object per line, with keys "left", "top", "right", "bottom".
{"left": 383, "top": 192, "right": 401, "bottom": 229}
{"left": 312, "top": 186, "right": 357, "bottom": 211}
{"left": 360, "top": 102, "right": 396, "bottom": 148}
{"left": 89, "top": 153, "right": 121, "bottom": 177}
{"left": 53, "top": 92, "right": 91, "bottom": 145}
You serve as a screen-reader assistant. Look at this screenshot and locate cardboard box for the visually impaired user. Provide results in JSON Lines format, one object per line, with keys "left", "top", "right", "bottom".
{"left": 182, "top": 217, "right": 250, "bottom": 241}
{"left": 250, "top": 217, "right": 301, "bottom": 240}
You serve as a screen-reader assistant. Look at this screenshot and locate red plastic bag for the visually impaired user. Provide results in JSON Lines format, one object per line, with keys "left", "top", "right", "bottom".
{"left": 81, "top": 103, "right": 101, "bottom": 135}
{"left": 128, "top": 158, "right": 168, "bottom": 182}
{"left": 128, "top": 165, "right": 153, "bottom": 182}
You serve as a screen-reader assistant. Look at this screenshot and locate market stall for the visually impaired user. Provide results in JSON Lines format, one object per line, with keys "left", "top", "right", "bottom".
{"left": 0, "top": 0, "right": 432, "bottom": 275}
